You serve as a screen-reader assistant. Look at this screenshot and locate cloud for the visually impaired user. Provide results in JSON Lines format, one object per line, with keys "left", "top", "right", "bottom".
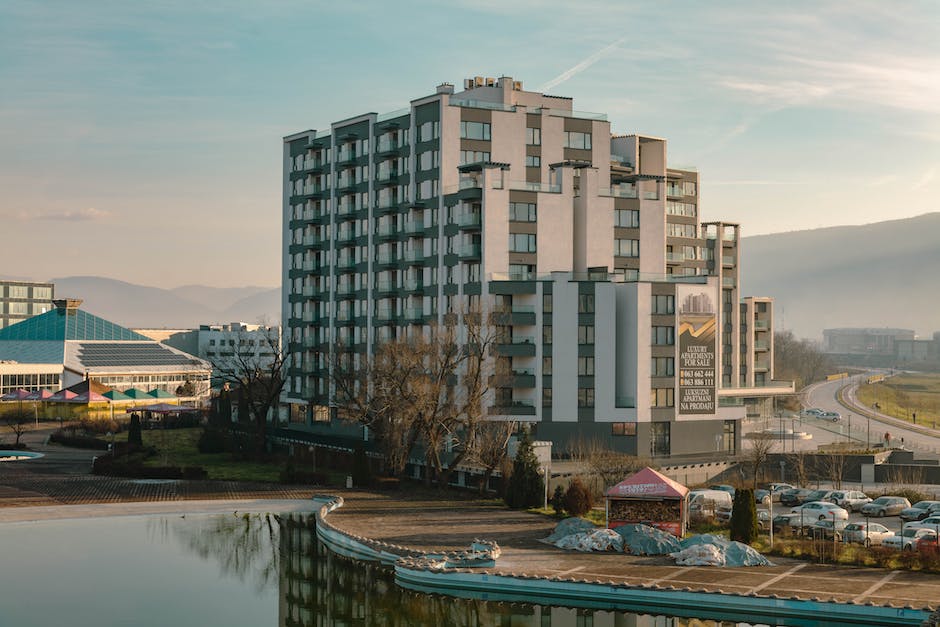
{"left": 912, "top": 166, "right": 936, "bottom": 190}
{"left": 23, "top": 207, "right": 112, "bottom": 222}
{"left": 539, "top": 35, "right": 628, "bottom": 92}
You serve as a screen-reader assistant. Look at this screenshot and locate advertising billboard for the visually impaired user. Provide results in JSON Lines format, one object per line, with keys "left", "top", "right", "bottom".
{"left": 677, "top": 286, "right": 716, "bottom": 415}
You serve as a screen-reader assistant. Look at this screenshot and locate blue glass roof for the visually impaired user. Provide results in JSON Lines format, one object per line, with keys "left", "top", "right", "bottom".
{"left": 0, "top": 308, "right": 147, "bottom": 342}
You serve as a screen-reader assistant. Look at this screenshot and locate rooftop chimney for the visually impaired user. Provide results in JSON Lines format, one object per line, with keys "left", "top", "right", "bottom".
{"left": 53, "top": 298, "right": 83, "bottom": 311}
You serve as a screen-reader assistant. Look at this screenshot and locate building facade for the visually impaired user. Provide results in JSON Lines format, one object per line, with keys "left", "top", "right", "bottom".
{"left": 163, "top": 323, "right": 281, "bottom": 386}
{"left": 823, "top": 327, "right": 915, "bottom": 356}
{"left": 0, "top": 280, "right": 54, "bottom": 330}
{"left": 280, "top": 76, "right": 791, "bottom": 460}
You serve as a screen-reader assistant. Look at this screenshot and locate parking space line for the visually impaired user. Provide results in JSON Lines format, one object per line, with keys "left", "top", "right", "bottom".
{"left": 648, "top": 566, "right": 696, "bottom": 586}
{"left": 748, "top": 563, "right": 807, "bottom": 594}
{"left": 853, "top": 570, "right": 899, "bottom": 604}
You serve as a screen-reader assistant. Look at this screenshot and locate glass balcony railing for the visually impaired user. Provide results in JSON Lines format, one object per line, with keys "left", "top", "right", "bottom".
{"left": 449, "top": 98, "right": 517, "bottom": 113}
{"left": 615, "top": 396, "right": 636, "bottom": 408}
{"left": 458, "top": 213, "right": 481, "bottom": 227}
{"left": 508, "top": 180, "right": 560, "bottom": 193}
{"left": 604, "top": 185, "right": 638, "bottom": 199}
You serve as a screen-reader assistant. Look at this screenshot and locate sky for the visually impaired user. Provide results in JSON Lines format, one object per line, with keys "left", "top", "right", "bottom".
{"left": 1, "top": 0, "right": 938, "bottom": 289}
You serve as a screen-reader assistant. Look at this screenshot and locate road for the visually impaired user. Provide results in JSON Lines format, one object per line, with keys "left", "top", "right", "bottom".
{"left": 804, "top": 374, "right": 940, "bottom": 456}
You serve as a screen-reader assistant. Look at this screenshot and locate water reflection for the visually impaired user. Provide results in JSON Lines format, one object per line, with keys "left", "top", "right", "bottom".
{"left": 275, "top": 515, "right": 755, "bottom": 627}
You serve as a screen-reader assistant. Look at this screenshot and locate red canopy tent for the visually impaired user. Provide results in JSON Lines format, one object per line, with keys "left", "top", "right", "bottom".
{"left": 24, "top": 389, "right": 54, "bottom": 401}
{"left": 605, "top": 467, "right": 690, "bottom": 537}
{"left": 68, "top": 391, "right": 110, "bottom": 403}
{"left": 1, "top": 388, "right": 31, "bottom": 401}
{"left": 48, "top": 389, "right": 78, "bottom": 402}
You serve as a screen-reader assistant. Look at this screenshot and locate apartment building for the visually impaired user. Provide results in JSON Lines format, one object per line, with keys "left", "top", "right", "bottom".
{"left": 164, "top": 322, "right": 281, "bottom": 385}
{"left": 0, "top": 280, "right": 54, "bottom": 330}
{"left": 280, "top": 76, "right": 792, "bottom": 460}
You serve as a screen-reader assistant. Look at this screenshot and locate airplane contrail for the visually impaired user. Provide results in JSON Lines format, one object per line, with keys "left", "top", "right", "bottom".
{"left": 539, "top": 35, "right": 628, "bottom": 92}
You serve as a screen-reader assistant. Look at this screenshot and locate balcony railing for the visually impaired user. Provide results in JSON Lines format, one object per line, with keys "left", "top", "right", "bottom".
{"left": 615, "top": 396, "right": 636, "bottom": 408}
{"left": 459, "top": 244, "right": 481, "bottom": 258}
{"left": 603, "top": 185, "right": 638, "bottom": 199}
{"left": 508, "top": 180, "right": 560, "bottom": 193}
{"left": 458, "top": 213, "right": 481, "bottom": 227}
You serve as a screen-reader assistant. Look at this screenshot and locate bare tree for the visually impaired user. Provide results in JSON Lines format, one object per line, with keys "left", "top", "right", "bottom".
{"left": 821, "top": 451, "right": 847, "bottom": 489}
{"left": 467, "top": 419, "right": 517, "bottom": 494}
{"left": 785, "top": 450, "right": 809, "bottom": 487}
{"left": 1, "top": 407, "right": 32, "bottom": 448}
{"left": 209, "top": 324, "right": 288, "bottom": 457}
{"left": 774, "top": 330, "right": 836, "bottom": 390}
{"left": 745, "top": 432, "right": 777, "bottom": 489}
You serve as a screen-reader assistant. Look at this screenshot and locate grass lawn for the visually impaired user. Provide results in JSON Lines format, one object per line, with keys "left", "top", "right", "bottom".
{"left": 108, "top": 427, "right": 284, "bottom": 482}
{"left": 856, "top": 372, "right": 940, "bottom": 429}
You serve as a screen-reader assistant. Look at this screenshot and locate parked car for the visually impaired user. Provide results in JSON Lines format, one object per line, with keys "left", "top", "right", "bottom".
{"left": 883, "top": 527, "right": 937, "bottom": 551}
{"left": 689, "top": 489, "right": 734, "bottom": 517}
{"left": 709, "top": 484, "right": 737, "bottom": 498}
{"left": 764, "top": 483, "right": 794, "bottom": 502}
{"left": 801, "top": 408, "right": 824, "bottom": 416}
{"left": 915, "top": 532, "right": 940, "bottom": 554}
{"left": 791, "top": 501, "right": 849, "bottom": 521}
{"left": 861, "top": 496, "right": 912, "bottom": 517}
{"left": 899, "top": 501, "right": 940, "bottom": 522}
{"left": 903, "top": 515, "right": 940, "bottom": 534}
{"left": 780, "top": 488, "right": 814, "bottom": 507}
{"left": 755, "top": 489, "right": 772, "bottom": 506}
{"left": 772, "top": 513, "right": 802, "bottom": 534}
{"left": 843, "top": 522, "right": 894, "bottom": 547}
{"left": 804, "top": 489, "right": 838, "bottom": 503}
{"left": 828, "top": 490, "right": 872, "bottom": 512}
{"left": 810, "top": 519, "right": 849, "bottom": 541}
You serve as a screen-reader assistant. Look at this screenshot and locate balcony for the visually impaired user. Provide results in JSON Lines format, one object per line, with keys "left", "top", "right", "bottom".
{"left": 488, "top": 400, "right": 536, "bottom": 416}
{"left": 459, "top": 244, "right": 481, "bottom": 259}
{"left": 458, "top": 212, "right": 481, "bottom": 229}
{"left": 665, "top": 252, "right": 684, "bottom": 263}
{"left": 493, "top": 305, "right": 536, "bottom": 326}
{"left": 335, "top": 283, "right": 355, "bottom": 297}
{"left": 642, "top": 191, "right": 660, "bottom": 201}
{"left": 754, "top": 320, "right": 769, "bottom": 330}
{"left": 335, "top": 229, "right": 355, "bottom": 243}
{"left": 375, "top": 308, "right": 395, "bottom": 322}
{"left": 335, "top": 257, "right": 357, "bottom": 271}
{"left": 335, "top": 202, "right": 357, "bottom": 217}
{"left": 375, "top": 224, "right": 397, "bottom": 241}
{"left": 492, "top": 368, "right": 536, "bottom": 388}
{"left": 497, "top": 336, "right": 536, "bottom": 357}
{"left": 374, "top": 279, "right": 398, "bottom": 297}
{"left": 375, "top": 250, "right": 397, "bottom": 266}
{"left": 604, "top": 185, "right": 638, "bottom": 199}
{"left": 335, "top": 148, "right": 357, "bottom": 164}
{"left": 403, "top": 278, "right": 425, "bottom": 293}
{"left": 507, "top": 180, "right": 561, "bottom": 193}
{"left": 375, "top": 137, "right": 407, "bottom": 155}
{"left": 404, "top": 249, "right": 426, "bottom": 263}
{"left": 302, "top": 285, "right": 315, "bottom": 297}
{"left": 722, "top": 255, "right": 735, "bottom": 267}
{"left": 666, "top": 185, "right": 683, "bottom": 197}
{"left": 403, "top": 307, "right": 428, "bottom": 323}
{"left": 754, "top": 341, "right": 769, "bottom": 351}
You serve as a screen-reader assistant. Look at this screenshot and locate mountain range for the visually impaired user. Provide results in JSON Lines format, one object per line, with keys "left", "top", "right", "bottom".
{"left": 6, "top": 213, "right": 937, "bottom": 339}
{"left": 741, "top": 212, "right": 940, "bottom": 340}
{"left": 46, "top": 276, "right": 280, "bottom": 329}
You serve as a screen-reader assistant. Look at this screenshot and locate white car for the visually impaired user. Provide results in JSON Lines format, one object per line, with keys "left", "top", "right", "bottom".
{"left": 842, "top": 522, "right": 894, "bottom": 546}
{"left": 790, "top": 501, "right": 849, "bottom": 521}
{"left": 883, "top": 528, "right": 937, "bottom": 551}
{"left": 903, "top": 515, "right": 940, "bottom": 534}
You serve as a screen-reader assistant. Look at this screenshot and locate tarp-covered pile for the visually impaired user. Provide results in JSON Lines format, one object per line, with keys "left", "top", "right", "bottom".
{"left": 671, "top": 534, "right": 773, "bottom": 567}
{"left": 555, "top": 528, "right": 624, "bottom": 552}
{"left": 613, "top": 523, "right": 681, "bottom": 555}
{"left": 540, "top": 517, "right": 597, "bottom": 544}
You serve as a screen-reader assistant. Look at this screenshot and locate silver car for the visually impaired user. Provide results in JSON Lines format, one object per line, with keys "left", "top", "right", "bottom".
{"left": 904, "top": 515, "right": 940, "bottom": 534}
{"left": 861, "top": 496, "right": 911, "bottom": 517}
{"left": 791, "top": 501, "right": 849, "bottom": 521}
{"left": 828, "top": 490, "right": 871, "bottom": 512}
{"left": 899, "top": 501, "right": 940, "bottom": 522}
{"left": 843, "top": 522, "right": 893, "bottom": 546}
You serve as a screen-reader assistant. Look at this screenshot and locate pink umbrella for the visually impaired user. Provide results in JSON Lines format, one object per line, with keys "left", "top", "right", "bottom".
{"left": 69, "top": 391, "right": 110, "bottom": 403}
{"left": 24, "top": 389, "right": 54, "bottom": 401}
{"left": 48, "top": 389, "right": 78, "bottom": 402}
{"left": 1, "top": 388, "right": 31, "bottom": 401}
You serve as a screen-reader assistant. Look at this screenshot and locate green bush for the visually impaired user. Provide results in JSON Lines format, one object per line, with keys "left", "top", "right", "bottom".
{"left": 563, "top": 478, "right": 594, "bottom": 517}
{"left": 127, "top": 413, "right": 143, "bottom": 447}
{"left": 504, "top": 432, "right": 545, "bottom": 509}
{"left": 730, "top": 488, "right": 758, "bottom": 544}
{"left": 550, "top": 485, "right": 566, "bottom": 516}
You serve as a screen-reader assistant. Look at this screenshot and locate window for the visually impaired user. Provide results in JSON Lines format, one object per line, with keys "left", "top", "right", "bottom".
{"left": 33, "top": 287, "right": 52, "bottom": 300}
{"left": 722, "top": 420, "right": 736, "bottom": 453}
{"left": 525, "top": 155, "right": 541, "bottom": 167}
{"left": 9, "top": 285, "right": 28, "bottom": 299}
{"left": 418, "top": 150, "right": 439, "bottom": 171}
{"left": 459, "top": 150, "right": 490, "bottom": 164}
{"left": 509, "top": 233, "right": 536, "bottom": 253}
{"left": 612, "top": 423, "right": 637, "bottom": 436}
{"left": 542, "top": 325, "right": 552, "bottom": 344}
{"left": 651, "top": 422, "right": 671, "bottom": 456}
{"left": 417, "top": 120, "right": 439, "bottom": 142}
{"left": 577, "top": 325, "right": 594, "bottom": 344}
{"left": 563, "top": 131, "right": 592, "bottom": 149}
{"left": 542, "top": 356, "right": 552, "bottom": 375}
{"left": 666, "top": 201, "right": 697, "bottom": 217}
{"left": 509, "top": 202, "right": 536, "bottom": 222}
{"left": 652, "top": 387, "right": 674, "bottom": 407}
{"left": 578, "top": 356, "right": 594, "bottom": 376}
{"left": 542, "top": 293, "right": 552, "bottom": 313}
{"left": 667, "top": 223, "right": 697, "bottom": 238}
{"left": 542, "top": 387, "right": 552, "bottom": 407}
{"left": 651, "top": 357, "right": 674, "bottom": 377}
{"left": 615, "top": 238, "right": 639, "bottom": 257}
{"left": 460, "top": 121, "right": 491, "bottom": 140}
{"left": 508, "top": 263, "right": 535, "bottom": 280}
{"left": 652, "top": 326, "right": 674, "bottom": 345}
{"left": 577, "top": 388, "right": 595, "bottom": 407}
{"left": 526, "top": 127, "right": 541, "bottom": 145}
{"left": 578, "top": 294, "right": 594, "bottom": 313}
{"left": 652, "top": 295, "right": 675, "bottom": 314}
{"left": 615, "top": 209, "right": 640, "bottom": 228}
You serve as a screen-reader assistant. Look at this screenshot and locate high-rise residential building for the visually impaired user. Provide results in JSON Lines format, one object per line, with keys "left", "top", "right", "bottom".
{"left": 0, "top": 280, "right": 54, "bottom": 330}
{"left": 280, "top": 76, "right": 792, "bottom": 461}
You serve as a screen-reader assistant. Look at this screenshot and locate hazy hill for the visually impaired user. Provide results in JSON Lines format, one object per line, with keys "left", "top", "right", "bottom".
{"left": 49, "top": 276, "right": 279, "bottom": 329}
{"left": 741, "top": 212, "right": 940, "bottom": 341}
